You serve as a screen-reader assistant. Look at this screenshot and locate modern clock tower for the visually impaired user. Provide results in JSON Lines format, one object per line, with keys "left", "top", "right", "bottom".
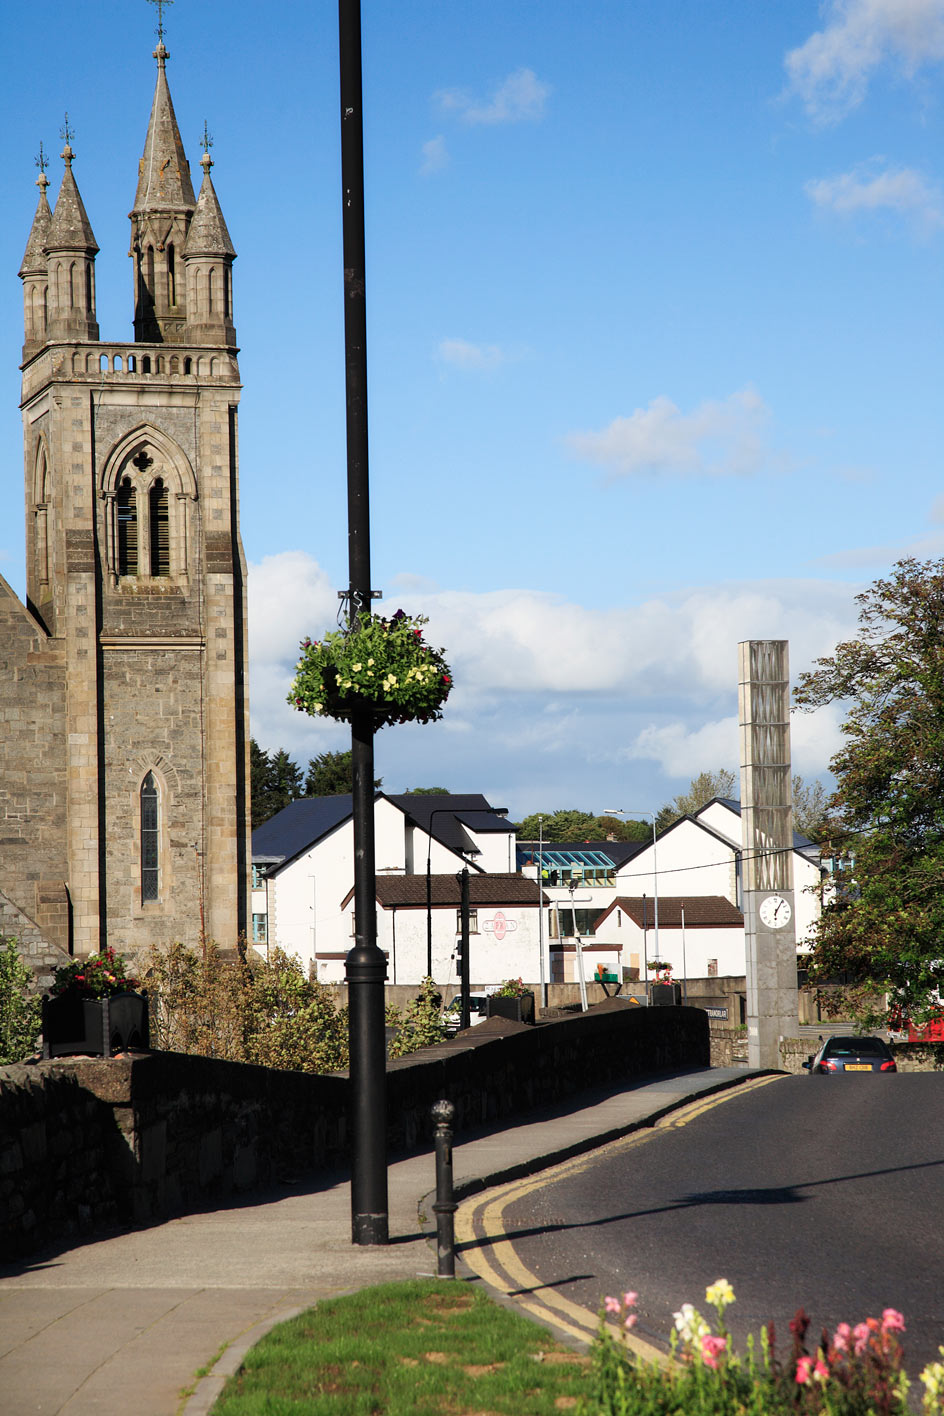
{"left": 738, "top": 639, "right": 799, "bottom": 1070}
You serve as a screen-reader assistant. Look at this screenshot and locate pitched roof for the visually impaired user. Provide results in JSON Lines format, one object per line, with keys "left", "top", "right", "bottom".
{"left": 597, "top": 896, "right": 744, "bottom": 929}
{"left": 351, "top": 874, "right": 547, "bottom": 909}
{"left": 694, "top": 797, "right": 818, "bottom": 853}
{"left": 386, "top": 793, "right": 510, "bottom": 855}
{"left": 517, "top": 840, "right": 645, "bottom": 869}
{"left": 251, "top": 794, "right": 355, "bottom": 867}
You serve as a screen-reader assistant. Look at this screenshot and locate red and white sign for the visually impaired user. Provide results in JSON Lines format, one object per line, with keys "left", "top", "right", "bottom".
{"left": 482, "top": 911, "right": 517, "bottom": 941}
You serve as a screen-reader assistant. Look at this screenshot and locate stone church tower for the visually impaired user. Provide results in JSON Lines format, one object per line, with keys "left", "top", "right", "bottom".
{"left": 1, "top": 38, "right": 250, "bottom": 965}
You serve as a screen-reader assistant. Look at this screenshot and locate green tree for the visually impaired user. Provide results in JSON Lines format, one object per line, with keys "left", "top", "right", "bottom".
{"left": 791, "top": 773, "right": 831, "bottom": 842}
{"left": 655, "top": 768, "right": 738, "bottom": 833}
{"left": 250, "top": 738, "right": 273, "bottom": 824}
{"left": 794, "top": 558, "right": 944, "bottom": 1024}
{"left": 402, "top": 786, "right": 451, "bottom": 796}
{"left": 0, "top": 938, "right": 41, "bottom": 1064}
{"left": 304, "top": 749, "right": 382, "bottom": 797}
{"left": 516, "top": 810, "right": 650, "bottom": 843}
{"left": 251, "top": 740, "right": 306, "bottom": 826}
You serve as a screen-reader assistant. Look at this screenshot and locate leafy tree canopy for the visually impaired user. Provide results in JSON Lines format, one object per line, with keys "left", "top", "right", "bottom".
{"left": 794, "top": 558, "right": 944, "bottom": 1024}
{"left": 517, "top": 810, "right": 650, "bottom": 843}
{"left": 791, "top": 774, "right": 831, "bottom": 843}
{"left": 0, "top": 937, "right": 41, "bottom": 1064}
{"left": 402, "top": 786, "right": 451, "bottom": 796}
{"left": 655, "top": 769, "right": 738, "bottom": 833}
{"left": 305, "top": 749, "right": 381, "bottom": 797}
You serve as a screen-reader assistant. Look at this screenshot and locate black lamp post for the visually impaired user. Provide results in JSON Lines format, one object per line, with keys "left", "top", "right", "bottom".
{"left": 338, "top": 0, "right": 388, "bottom": 1246}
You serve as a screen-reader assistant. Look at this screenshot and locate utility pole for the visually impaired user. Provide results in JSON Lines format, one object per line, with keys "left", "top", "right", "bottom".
{"left": 339, "top": 0, "right": 388, "bottom": 1246}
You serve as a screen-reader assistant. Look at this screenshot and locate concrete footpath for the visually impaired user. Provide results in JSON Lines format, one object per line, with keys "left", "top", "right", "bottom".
{"left": 0, "top": 1064, "right": 764, "bottom": 1416}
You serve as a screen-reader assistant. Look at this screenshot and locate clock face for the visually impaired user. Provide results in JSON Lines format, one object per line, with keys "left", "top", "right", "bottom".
{"left": 759, "top": 894, "right": 792, "bottom": 929}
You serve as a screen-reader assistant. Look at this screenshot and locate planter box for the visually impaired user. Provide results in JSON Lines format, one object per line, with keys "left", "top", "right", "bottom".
{"left": 42, "top": 991, "right": 149, "bottom": 1059}
{"left": 650, "top": 983, "right": 682, "bottom": 1007}
{"left": 486, "top": 994, "right": 535, "bottom": 1025}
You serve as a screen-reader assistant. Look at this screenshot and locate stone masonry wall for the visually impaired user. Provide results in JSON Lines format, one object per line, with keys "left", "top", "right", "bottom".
{"left": 0, "top": 1001, "right": 708, "bottom": 1259}
{"left": 0, "top": 575, "right": 68, "bottom": 952}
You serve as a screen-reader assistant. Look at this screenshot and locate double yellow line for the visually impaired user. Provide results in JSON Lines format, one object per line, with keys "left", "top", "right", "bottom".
{"left": 455, "top": 1076, "right": 783, "bottom": 1357}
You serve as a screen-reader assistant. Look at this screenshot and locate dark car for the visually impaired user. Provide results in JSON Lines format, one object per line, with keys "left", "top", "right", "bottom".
{"left": 803, "top": 1035, "right": 897, "bottom": 1074}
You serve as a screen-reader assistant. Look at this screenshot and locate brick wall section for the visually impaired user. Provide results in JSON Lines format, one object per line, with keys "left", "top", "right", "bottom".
{"left": 0, "top": 1001, "right": 707, "bottom": 1258}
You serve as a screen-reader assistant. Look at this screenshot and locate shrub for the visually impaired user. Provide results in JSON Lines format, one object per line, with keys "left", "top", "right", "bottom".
{"left": 0, "top": 937, "right": 41, "bottom": 1064}
{"left": 387, "top": 977, "right": 446, "bottom": 1058}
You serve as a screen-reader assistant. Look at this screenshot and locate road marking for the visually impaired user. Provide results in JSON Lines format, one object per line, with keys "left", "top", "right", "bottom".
{"left": 456, "top": 1075, "right": 786, "bottom": 1357}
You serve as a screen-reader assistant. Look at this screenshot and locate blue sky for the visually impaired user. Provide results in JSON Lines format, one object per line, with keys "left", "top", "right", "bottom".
{"left": 1, "top": 1, "right": 942, "bottom": 819}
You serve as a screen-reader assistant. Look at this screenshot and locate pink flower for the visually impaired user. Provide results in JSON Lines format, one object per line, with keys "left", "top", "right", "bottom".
{"left": 882, "top": 1308, "right": 905, "bottom": 1333}
{"left": 796, "top": 1356, "right": 814, "bottom": 1385}
{"left": 624, "top": 1314, "right": 637, "bottom": 1330}
{"left": 853, "top": 1322, "right": 871, "bottom": 1355}
{"left": 604, "top": 1296, "right": 621, "bottom": 1315}
{"left": 700, "top": 1335, "right": 727, "bottom": 1370}
{"left": 832, "top": 1322, "right": 852, "bottom": 1353}
{"left": 814, "top": 1358, "right": 829, "bottom": 1382}
{"left": 623, "top": 1291, "right": 638, "bottom": 1307}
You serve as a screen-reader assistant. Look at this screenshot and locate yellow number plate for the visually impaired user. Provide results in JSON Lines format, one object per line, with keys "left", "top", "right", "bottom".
{"left": 845, "top": 1063, "right": 872, "bottom": 1071}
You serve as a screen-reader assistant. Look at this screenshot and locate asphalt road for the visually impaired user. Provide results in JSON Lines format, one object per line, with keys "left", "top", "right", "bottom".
{"left": 488, "top": 1074, "right": 944, "bottom": 1374}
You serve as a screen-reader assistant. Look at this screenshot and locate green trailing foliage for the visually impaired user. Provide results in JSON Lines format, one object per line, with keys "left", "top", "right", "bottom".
{"left": 0, "top": 937, "right": 42, "bottom": 1065}
{"left": 387, "top": 977, "right": 447, "bottom": 1059}
{"left": 794, "top": 558, "right": 944, "bottom": 1026}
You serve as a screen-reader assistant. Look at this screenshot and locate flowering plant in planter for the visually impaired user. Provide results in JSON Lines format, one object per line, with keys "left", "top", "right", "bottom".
{"left": 288, "top": 611, "right": 452, "bottom": 730}
{"left": 495, "top": 977, "right": 532, "bottom": 998}
{"left": 50, "top": 947, "right": 140, "bottom": 999}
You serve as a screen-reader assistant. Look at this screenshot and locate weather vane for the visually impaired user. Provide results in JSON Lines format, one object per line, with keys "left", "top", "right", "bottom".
{"left": 201, "top": 120, "right": 213, "bottom": 155}
{"left": 59, "top": 113, "right": 74, "bottom": 147}
{"left": 147, "top": 0, "right": 174, "bottom": 45}
{"left": 35, "top": 141, "right": 48, "bottom": 176}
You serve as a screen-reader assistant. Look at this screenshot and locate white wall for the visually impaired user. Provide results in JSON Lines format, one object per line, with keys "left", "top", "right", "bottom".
{"left": 616, "top": 820, "right": 737, "bottom": 903}
{"left": 377, "top": 902, "right": 544, "bottom": 990}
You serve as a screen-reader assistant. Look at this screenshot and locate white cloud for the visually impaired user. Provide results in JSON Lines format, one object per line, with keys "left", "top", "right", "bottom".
{"left": 628, "top": 703, "right": 845, "bottom": 781}
{"left": 436, "top": 337, "right": 507, "bottom": 371}
{"left": 247, "top": 550, "right": 862, "bottom": 803}
{"left": 786, "top": 0, "right": 944, "bottom": 120}
{"left": 420, "top": 135, "right": 449, "bottom": 176}
{"left": 805, "top": 161, "right": 944, "bottom": 231}
{"left": 435, "top": 67, "right": 550, "bottom": 125}
{"left": 566, "top": 389, "right": 770, "bottom": 479}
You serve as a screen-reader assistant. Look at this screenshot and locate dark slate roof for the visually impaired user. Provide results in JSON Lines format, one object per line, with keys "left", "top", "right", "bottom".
{"left": 251, "top": 794, "right": 355, "bottom": 868}
{"left": 349, "top": 874, "right": 547, "bottom": 909}
{"left": 386, "top": 793, "right": 509, "bottom": 855}
{"left": 597, "top": 896, "right": 744, "bottom": 929}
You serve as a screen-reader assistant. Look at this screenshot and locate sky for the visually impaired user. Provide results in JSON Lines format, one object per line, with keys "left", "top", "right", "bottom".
{"left": 1, "top": 0, "right": 941, "bottom": 822}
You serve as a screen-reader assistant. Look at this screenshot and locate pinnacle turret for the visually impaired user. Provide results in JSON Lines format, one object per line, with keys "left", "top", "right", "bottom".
{"left": 132, "top": 43, "right": 196, "bottom": 215}
{"left": 19, "top": 171, "right": 52, "bottom": 277}
{"left": 47, "top": 144, "right": 99, "bottom": 255}
{"left": 43, "top": 139, "right": 99, "bottom": 343}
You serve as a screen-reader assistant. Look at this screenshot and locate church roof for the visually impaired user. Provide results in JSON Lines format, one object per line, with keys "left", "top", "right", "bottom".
{"left": 132, "top": 44, "right": 196, "bottom": 215}
{"left": 46, "top": 149, "right": 98, "bottom": 253}
{"left": 184, "top": 160, "right": 236, "bottom": 257}
{"left": 19, "top": 176, "right": 52, "bottom": 275}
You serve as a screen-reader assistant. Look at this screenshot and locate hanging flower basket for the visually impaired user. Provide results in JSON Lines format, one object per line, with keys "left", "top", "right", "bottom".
{"left": 288, "top": 611, "right": 452, "bottom": 730}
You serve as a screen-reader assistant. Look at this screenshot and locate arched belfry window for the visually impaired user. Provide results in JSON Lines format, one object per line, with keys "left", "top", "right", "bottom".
{"left": 141, "top": 772, "right": 160, "bottom": 902}
{"left": 149, "top": 478, "right": 169, "bottom": 576}
{"left": 116, "top": 477, "right": 138, "bottom": 576}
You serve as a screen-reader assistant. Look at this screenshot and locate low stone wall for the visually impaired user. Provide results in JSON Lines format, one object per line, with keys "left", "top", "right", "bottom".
{"left": 0, "top": 999, "right": 707, "bottom": 1259}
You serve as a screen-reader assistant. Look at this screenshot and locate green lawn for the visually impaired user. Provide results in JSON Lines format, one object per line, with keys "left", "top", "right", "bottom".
{"left": 211, "top": 1278, "right": 592, "bottom": 1415}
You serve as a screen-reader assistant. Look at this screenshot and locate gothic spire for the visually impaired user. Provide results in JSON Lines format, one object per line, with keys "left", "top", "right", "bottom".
{"left": 47, "top": 137, "right": 99, "bottom": 255}
{"left": 19, "top": 161, "right": 52, "bottom": 277}
{"left": 184, "top": 151, "right": 236, "bottom": 259}
{"left": 132, "top": 41, "right": 195, "bottom": 215}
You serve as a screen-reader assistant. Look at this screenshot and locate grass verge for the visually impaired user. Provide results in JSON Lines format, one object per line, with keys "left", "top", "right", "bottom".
{"left": 211, "top": 1277, "right": 591, "bottom": 1415}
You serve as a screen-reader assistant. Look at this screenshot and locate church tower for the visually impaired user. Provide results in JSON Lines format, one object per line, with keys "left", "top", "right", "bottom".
{"left": 6, "top": 36, "right": 251, "bottom": 960}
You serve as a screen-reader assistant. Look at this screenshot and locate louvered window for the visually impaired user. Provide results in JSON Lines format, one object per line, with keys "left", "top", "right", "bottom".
{"left": 149, "top": 478, "right": 169, "bottom": 576}
{"left": 116, "top": 478, "right": 138, "bottom": 576}
{"left": 141, "top": 772, "right": 159, "bottom": 902}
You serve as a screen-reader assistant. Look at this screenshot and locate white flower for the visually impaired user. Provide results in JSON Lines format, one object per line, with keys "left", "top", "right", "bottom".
{"left": 673, "top": 1303, "right": 709, "bottom": 1344}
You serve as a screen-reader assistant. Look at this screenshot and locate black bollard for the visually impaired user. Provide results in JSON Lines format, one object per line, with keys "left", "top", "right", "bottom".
{"left": 431, "top": 1099, "right": 457, "bottom": 1278}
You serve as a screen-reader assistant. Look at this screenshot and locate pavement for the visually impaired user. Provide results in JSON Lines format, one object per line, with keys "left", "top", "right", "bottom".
{"left": 0, "top": 1063, "right": 765, "bottom": 1416}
